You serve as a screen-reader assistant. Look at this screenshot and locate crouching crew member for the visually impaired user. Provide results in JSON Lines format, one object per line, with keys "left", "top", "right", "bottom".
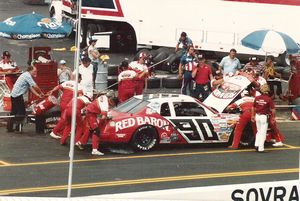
{"left": 252, "top": 84, "right": 275, "bottom": 153}
{"left": 227, "top": 90, "right": 256, "bottom": 149}
{"left": 129, "top": 52, "right": 149, "bottom": 95}
{"left": 75, "top": 94, "right": 114, "bottom": 156}
{"left": 49, "top": 75, "right": 83, "bottom": 139}
{"left": 118, "top": 66, "right": 137, "bottom": 103}
{"left": 60, "top": 95, "right": 91, "bottom": 145}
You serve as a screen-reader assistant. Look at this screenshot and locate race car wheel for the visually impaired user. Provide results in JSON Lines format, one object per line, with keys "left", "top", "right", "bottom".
{"left": 131, "top": 125, "right": 158, "bottom": 151}
{"left": 152, "top": 51, "right": 169, "bottom": 64}
{"left": 166, "top": 53, "right": 180, "bottom": 74}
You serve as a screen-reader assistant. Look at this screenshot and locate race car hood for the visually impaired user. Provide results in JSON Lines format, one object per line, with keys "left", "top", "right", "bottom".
{"left": 203, "top": 75, "right": 251, "bottom": 113}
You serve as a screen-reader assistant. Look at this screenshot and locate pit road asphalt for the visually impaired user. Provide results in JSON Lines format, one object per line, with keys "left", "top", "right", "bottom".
{"left": 0, "top": 122, "right": 299, "bottom": 197}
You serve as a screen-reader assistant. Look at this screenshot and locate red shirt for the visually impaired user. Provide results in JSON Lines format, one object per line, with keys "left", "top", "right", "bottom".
{"left": 67, "top": 96, "right": 90, "bottom": 112}
{"left": 86, "top": 95, "right": 109, "bottom": 115}
{"left": 194, "top": 64, "right": 211, "bottom": 84}
{"left": 254, "top": 94, "right": 274, "bottom": 115}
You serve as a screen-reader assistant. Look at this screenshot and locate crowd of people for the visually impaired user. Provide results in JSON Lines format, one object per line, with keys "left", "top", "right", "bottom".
{"left": 1, "top": 30, "right": 299, "bottom": 155}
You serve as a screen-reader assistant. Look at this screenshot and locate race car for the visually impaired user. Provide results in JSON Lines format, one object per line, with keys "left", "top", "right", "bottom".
{"left": 99, "top": 93, "right": 240, "bottom": 151}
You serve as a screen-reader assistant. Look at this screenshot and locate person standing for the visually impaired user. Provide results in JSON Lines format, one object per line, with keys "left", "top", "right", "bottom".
{"left": 178, "top": 46, "right": 196, "bottom": 95}
{"left": 57, "top": 60, "right": 71, "bottom": 84}
{"left": 48, "top": 75, "right": 83, "bottom": 139}
{"left": 244, "top": 56, "right": 264, "bottom": 76}
{"left": 219, "top": 49, "right": 241, "bottom": 76}
{"left": 7, "top": 66, "right": 44, "bottom": 132}
{"left": 118, "top": 66, "right": 137, "bottom": 103}
{"left": 0, "top": 51, "right": 20, "bottom": 91}
{"left": 129, "top": 53, "right": 149, "bottom": 95}
{"left": 75, "top": 57, "right": 94, "bottom": 99}
{"left": 88, "top": 39, "right": 100, "bottom": 87}
{"left": 251, "top": 84, "right": 275, "bottom": 153}
{"left": 175, "top": 32, "right": 193, "bottom": 54}
{"left": 192, "top": 54, "right": 213, "bottom": 101}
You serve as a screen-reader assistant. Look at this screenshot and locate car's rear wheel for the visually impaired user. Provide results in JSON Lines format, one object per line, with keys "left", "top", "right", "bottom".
{"left": 240, "top": 123, "right": 255, "bottom": 147}
{"left": 131, "top": 125, "right": 158, "bottom": 151}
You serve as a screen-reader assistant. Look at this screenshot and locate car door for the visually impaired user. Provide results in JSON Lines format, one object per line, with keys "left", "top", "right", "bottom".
{"left": 162, "top": 101, "right": 220, "bottom": 143}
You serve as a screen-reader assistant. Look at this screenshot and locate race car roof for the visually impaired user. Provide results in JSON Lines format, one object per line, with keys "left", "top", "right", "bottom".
{"left": 135, "top": 94, "right": 196, "bottom": 103}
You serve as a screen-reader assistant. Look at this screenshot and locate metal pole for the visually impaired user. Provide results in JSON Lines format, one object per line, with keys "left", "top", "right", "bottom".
{"left": 67, "top": 0, "right": 82, "bottom": 198}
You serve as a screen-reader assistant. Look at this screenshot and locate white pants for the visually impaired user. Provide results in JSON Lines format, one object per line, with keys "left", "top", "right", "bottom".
{"left": 254, "top": 114, "right": 268, "bottom": 152}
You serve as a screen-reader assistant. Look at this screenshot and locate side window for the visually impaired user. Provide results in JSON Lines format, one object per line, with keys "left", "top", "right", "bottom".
{"left": 173, "top": 102, "right": 207, "bottom": 117}
{"left": 160, "top": 102, "right": 171, "bottom": 116}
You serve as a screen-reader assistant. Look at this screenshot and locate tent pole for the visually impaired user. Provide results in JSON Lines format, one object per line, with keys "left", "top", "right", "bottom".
{"left": 67, "top": 0, "right": 82, "bottom": 198}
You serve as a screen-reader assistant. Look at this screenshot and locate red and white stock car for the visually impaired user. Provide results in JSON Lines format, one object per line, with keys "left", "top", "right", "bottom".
{"left": 99, "top": 94, "right": 239, "bottom": 151}
{"left": 99, "top": 75, "right": 253, "bottom": 151}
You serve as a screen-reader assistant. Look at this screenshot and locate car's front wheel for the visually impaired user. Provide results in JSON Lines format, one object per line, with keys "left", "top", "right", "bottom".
{"left": 131, "top": 125, "right": 158, "bottom": 151}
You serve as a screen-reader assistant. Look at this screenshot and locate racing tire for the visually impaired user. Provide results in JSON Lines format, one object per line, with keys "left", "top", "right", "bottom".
{"left": 133, "top": 49, "right": 150, "bottom": 61}
{"left": 166, "top": 53, "right": 180, "bottom": 74}
{"left": 149, "top": 49, "right": 159, "bottom": 58}
{"left": 162, "top": 77, "right": 182, "bottom": 89}
{"left": 107, "top": 76, "right": 118, "bottom": 90}
{"left": 157, "top": 47, "right": 173, "bottom": 54}
{"left": 108, "top": 65, "right": 119, "bottom": 76}
{"left": 131, "top": 125, "right": 158, "bottom": 151}
{"left": 147, "top": 77, "right": 161, "bottom": 89}
{"left": 152, "top": 51, "right": 169, "bottom": 64}
{"left": 35, "top": 108, "right": 61, "bottom": 134}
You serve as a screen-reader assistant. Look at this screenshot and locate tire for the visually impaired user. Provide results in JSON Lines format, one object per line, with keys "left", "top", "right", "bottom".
{"left": 149, "top": 49, "right": 159, "bottom": 58}
{"left": 130, "top": 125, "right": 158, "bottom": 151}
{"left": 133, "top": 49, "right": 150, "bottom": 61}
{"left": 107, "top": 76, "right": 118, "bottom": 90}
{"left": 162, "top": 77, "right": 181, "bottom": 88}
{"left": 152, "top": 51, "right": 169, "bottom": 63}
{"left": 108, "top": 65, "right": 119, "bottom": 76}
{"left": 35, "top": 108, "right": 61, "bottom": 134}
{"left": 156, "top": 47, "right": 173, "bottom": 54}
{"left": 165, "top": 53, "right": 180, "bottom": 74}
{"left": 147, "top": 77, "right": 161, "bottom": 89}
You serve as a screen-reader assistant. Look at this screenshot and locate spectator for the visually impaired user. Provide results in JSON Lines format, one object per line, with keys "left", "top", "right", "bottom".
{"left": 7, "top": 66, "right": 44, "bottom": 132}
{"left": 263, "top": 56, "right": 283, "bottom": 99}
{"left": 74, "top": 57, "right": 93, "bottom": 99}
{"left": 88, "top": 39, "right": 100, "bottom": 87}
{"left": 244, "top": 56, "right": 264, "bottom": 76}
{"left": 178, "top": 46, "right": 196, "bottom": 95}
{"left": 57, "top": 60, "right": 71, "bottom": 84}
{"left": 252, "top": 84, "right": 275, "bottom": 153}
{"left": 192, "top": 53, "right": 213, "bottom": 101}
{"left": 219, "top": 48, "right": 242, "bottom": 75}
{"left": 175, "top": 32, "right": 193, "bottom": 54}
{"left": 129, "top": 52, "right": 149, "bottom": 95}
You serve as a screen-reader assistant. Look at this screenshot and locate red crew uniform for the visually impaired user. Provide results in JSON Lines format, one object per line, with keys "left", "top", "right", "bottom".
{"left": 118, "top": 70, "right": 137, "bottom": 103}
{"left": 51, "top": 81, "right": 83, "bottom": 136}
{"left": 76, "top": 95, "right": 109, "bottom": 150}
{"left": 60, "top": 95, "right": 90, "bottom": 145}
{"left": 0, "top": 59, "right": 20, "bottom": 91}
{"left": 228, "top": 96, "right": 257, "bottom": 149}
{"left": 253, "top": 94, "right": 275, "bottom": 152}
{"left": 129, "top": 61, "right": 148, "bottom": 95}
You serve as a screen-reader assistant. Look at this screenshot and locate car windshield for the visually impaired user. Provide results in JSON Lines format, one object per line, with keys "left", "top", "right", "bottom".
{"left": 114, "top": 97, "right": 150, "bottom": 114}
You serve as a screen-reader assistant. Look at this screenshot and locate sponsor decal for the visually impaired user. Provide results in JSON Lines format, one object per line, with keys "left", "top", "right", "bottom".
{"left": 12, "top": 34, "right": 40, "bottom": 40}
{"left": 231, "top": 185, "right": 299, "bottom": 201}
{"left": 115, "top": 116, "right": 170, "bottom": 132}
{"left": 0, "top": 32, "right": 10, "bottom": 38}
{"left": 213, "top": 82, "right": 241, "bottom": 99}
{"left": 4, "top": 17, "right": 16, "bottom": 26}
{"left": 37, "top": 18, "right": 62, "bottom": 30}
{"left": 43, "top": 33, "right": 66, "bottom": 39}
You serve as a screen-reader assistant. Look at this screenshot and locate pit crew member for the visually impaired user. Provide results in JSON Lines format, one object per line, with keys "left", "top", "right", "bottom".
{"left": 118, "top": 65, "right": 137, "bottom": 103}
